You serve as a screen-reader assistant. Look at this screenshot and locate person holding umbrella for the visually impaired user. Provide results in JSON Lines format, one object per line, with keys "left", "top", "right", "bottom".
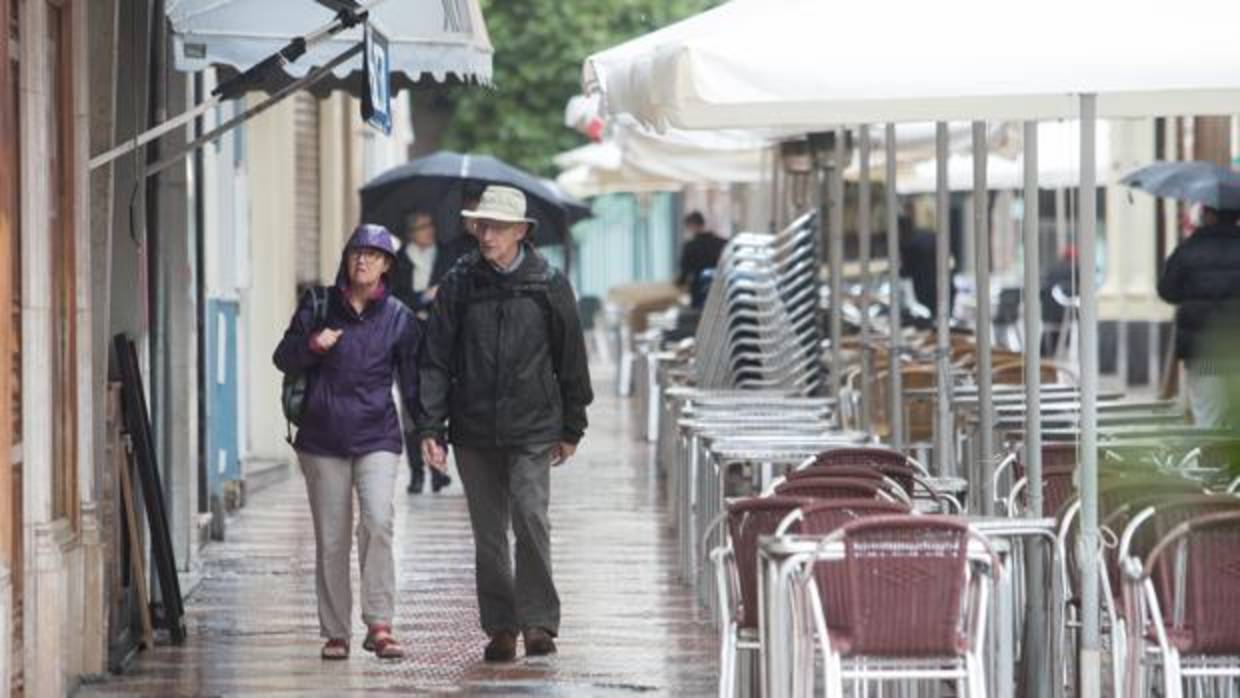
{"left": 1124, "top": 160, "right": 1240, "bottom": 427}
{"left": 415, "top": 185, "right": 594, "bottom": 662}
{"left": 1157, "top": 205, "right": 1240, "bottom": 427}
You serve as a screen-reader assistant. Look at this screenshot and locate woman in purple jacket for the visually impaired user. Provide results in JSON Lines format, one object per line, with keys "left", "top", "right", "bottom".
{"left": 273, "top": 224, "right": 419, "bottom": 660}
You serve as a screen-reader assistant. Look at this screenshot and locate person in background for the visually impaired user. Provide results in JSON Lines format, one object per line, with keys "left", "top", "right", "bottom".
{"left": 899, "top": 221, "right": 956, "bottom": 328}
{"left": 272, "top": 224, "right": 417, "bottom": 661}
{"left": 676, "top": 211, "right": 728, "bottom": 309}
{"left": 391, "top": 209, "right": 454, "bottom": 494}
{"left": 1039, "top": 245, "right": 1077, "bottom": 357}
{"left": 1157, "top": 206, "right": 1240, "bottom": 427}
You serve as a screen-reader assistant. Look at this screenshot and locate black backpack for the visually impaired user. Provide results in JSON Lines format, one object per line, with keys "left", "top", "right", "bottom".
{"left": 281, "top": 286, "right": 330, "bottom": 442}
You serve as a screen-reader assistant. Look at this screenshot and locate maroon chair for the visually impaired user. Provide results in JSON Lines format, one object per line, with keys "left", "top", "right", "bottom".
{"left": 1010, "top": 465, "right": 1078, "bottom": 516}
{"left": 1129, "top": 511, "right": 1240, "bottom": 694}
{"left": 794, "top": 515, "right": 997, "bottom": 694}
{"left": 715, "top": 495, "right": 812, "bottom": 698}
{"left": 724, "top": 496, "right": 813, "bottom": 630}
{"left": 796, "top": 499, "right": 912, "bottom": 634}
{"left": 775, "top": 476, "right": 888, "bottom": 502}
{"left": 786, "top": 465, "right": 886, "bottom": 482}
{"left": 813, "top": 447, "right": 915, "bottom": 471}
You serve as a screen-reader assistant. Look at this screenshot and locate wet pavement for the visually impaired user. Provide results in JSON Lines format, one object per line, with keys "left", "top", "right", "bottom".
{"left": 77, "top": 371, "right": 718, "bottom": 697}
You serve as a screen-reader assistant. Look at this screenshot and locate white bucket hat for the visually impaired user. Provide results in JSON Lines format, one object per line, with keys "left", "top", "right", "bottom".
{"left": 461, "top": 185, "right": 537, "bottom": 228}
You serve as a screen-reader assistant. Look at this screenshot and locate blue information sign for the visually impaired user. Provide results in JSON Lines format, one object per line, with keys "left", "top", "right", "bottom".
{"left": 362, "top": 23, "right": 392, "bottom": 135}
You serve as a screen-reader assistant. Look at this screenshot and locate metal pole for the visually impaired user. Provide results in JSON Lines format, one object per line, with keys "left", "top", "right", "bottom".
{"left": 973, "top": 122, "right": 994, "bottom": 514}
{"left": 886, "top": 124, "right": 904, "bottom": 449}
{"left": 1077, "top": 93, "right": 1102, "bottom": 698}
{"left": 858, "top": 125, "right": 872, "bottom": 433}
{"left": 142, "top": 43, "right": 363, "bottom": 179}
{"left": 830, "top": 129, "right": 846, "bottom": 403}
{"left": 770, "top": 144, "right": 780, "bottom": 233}
{"left": 934, "top": 122, "right": 954, "bottom": 476}
{"left": 1022, "top": 119, "right": 1050, "bottom": 698}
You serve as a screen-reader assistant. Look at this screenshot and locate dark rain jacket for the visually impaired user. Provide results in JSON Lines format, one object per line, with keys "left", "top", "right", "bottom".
{"left": 415, "top": 245, "right": 593, "bottom": 448}
{"left": 1157, "top": 223, "right": 1240, "bottom": 364}
{"left": 273, "top": 226, "right": 420, "bottom": 458}
{"left": 391, "top": 242, "right": 455, "bottom": 313}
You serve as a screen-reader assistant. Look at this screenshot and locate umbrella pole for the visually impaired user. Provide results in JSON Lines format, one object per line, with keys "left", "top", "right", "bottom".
{"left": 886, "top": 125, "right": 904, "bottom": 450}
{"left": 1077, "top": 93, "right": 1102, "bottom": 698}
{"left": 935, "top": 122, "right": 954, "bottom": 476}
{"left": 973, "top": 122, "right": 995, "bottom": 515}
{"left": 1021, "top": 119, "right": 1050, "bottom": 698}
{"left": 858, "top": 125, "right": 872, "bottom": 434}
{"left": 830, "top": 129, "right": 846, "bottom": 404}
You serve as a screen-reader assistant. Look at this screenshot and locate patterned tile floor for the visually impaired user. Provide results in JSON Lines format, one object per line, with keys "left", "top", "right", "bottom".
{"left": 78, "top": 372, "right": 719, "bottom": 697}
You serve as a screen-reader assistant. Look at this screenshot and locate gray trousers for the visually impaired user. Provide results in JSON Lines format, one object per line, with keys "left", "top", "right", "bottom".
{"left": 298, "top": 451, "right": 398, "bottom": 639}
{"left": 454, "top": 443, "right": 560, "bottom": 636}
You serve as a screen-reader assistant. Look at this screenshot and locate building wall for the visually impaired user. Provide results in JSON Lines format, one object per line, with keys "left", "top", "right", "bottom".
{"left": 242, "top": 96, "right": 299, "bottom": 468}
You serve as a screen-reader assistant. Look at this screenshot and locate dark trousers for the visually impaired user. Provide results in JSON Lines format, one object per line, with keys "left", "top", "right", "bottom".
{"left": 454, "top": 443, "right": 560, "bottom": 636}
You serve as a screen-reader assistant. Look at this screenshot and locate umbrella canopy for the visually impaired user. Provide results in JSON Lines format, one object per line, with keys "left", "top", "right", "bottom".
{"left": 585, "top": 0, "right": 1240, "bottom": 129}
{"left": 1120, "top": 160, "right": 1240, "bottom": 210}
{"left": 168, "top": 0, "right": 493, "bottom": 94}
{"left": 359, "top": 152, "right": 571, "bottom": 248}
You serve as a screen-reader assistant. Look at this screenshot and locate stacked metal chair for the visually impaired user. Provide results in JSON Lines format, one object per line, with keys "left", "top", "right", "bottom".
{"left": 692, "top": 211, "right": 824, "bottom": 393}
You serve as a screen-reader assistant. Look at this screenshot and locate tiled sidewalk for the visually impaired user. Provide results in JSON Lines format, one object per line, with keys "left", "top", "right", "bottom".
{"left": 77, "top": 376, "right": 718, "bottom": 697}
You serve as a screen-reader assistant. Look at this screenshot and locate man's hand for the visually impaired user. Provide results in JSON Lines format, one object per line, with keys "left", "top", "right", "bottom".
{"left": 551, "top": 441, "right": 577, "bottom": 467}
{"left": 312, "top": 328, "right": 343, "bottom": 352}
{"left": 421, "top": 437, "right": 449, "bottom": 473}
{"left": 422, "top": 285, "right": 439, "bottom": 302}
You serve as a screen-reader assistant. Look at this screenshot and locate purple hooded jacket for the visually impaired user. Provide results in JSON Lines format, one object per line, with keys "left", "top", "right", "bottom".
{"left": 273, "top": 224, "right": 420, "bottom": 458}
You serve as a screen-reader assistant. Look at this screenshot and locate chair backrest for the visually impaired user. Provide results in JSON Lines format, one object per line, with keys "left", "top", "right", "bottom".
{"left": 1142, "top": 511, "right": 1240, "bottom": 654}
{"left": 814, "top": 447, "right": 915, "bottom": 471}
{"left": 992, "top": 359, "right": 1059, "bottom": 385}
{"left": 788, "top": 465, "right": 885, "bottom": 483}
{"left": 776, "top": 477, "right": 887, "bottom": 502}
{"left": 1043, "top": 466, "right": 1078, "bottom": 517}
{"left": 901, "top": 365, "right": 936, "bottom": 442}
{"left": 840, "top": 515, "right": 974, "bottom": 657}
{"left": 1012, "top": 441, "right": 1079, "bottom": 483}
{"left": 726, "top": 496, "right": 813, "bottom": 629}
{"left": 798, "top": 500, "right": 912, "bottom": 631}
{"left": 1133, "top": 495, "right": 1240, "bottom": 609}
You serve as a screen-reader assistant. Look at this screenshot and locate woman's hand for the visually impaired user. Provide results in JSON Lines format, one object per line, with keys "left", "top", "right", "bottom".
{"left": 312, "top": 328, "right": 343, "bottom": 352}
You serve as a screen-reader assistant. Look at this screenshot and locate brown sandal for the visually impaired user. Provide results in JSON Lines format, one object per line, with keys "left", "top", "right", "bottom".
{"left": 363, "top": 624, "right": 405, "bottom": 659}
{"left": 321, "top": 638, "right": 349, "bottom": 660}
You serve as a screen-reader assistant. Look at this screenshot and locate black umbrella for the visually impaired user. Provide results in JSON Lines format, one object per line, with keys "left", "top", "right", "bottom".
{"left": 1120, "top": 160, "right": 1240, "bottom": 210}
{"left": 359, "top": 151, "right": 572, "bottom": 248}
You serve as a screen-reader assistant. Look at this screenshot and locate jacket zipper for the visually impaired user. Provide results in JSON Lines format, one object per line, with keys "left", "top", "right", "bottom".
{"left": 494, "top": 300, "right": 504, "bottom": 445}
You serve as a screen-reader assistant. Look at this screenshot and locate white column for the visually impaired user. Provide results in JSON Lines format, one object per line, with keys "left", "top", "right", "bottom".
{"left": 973, "top": 122, "right": 994, "bottom": 514}
{"left": 829, "top": 130, "right": 846, "bottom": 401}
{"left": 886, "top": 125, "right": 903, "bottom": 449}
{"left": 858, "top": 125, "right": 872, "bottom": 433}
{"left": 18, "top": 1, "right": 66, "bottom": 693}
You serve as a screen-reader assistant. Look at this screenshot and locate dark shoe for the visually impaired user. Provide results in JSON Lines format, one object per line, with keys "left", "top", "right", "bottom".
{"left": 523, "top": 627, "right": 557, "bottom": 657}
{"left": 484, "top": 631, "right": 518, "bottom": 662}
{"left": 431, "top": 472, "right": 451, "bottom": 493}
{"left": 407, "top": 473, "right": 424, "bottom": 494}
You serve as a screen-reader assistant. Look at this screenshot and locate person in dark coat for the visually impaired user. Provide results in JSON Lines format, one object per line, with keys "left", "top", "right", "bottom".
{"left": 273, "top": 224, "right": 418, "bottom": 661}
{"left": 390, "top": 209, "right": 454, "bottom": 493}
{"left": 1157, "top": 206, "right": 1240, "bottom": 427}
{"left": 676, "top": 211, "right": 728, "bottom": 308}
{"left": 1039, "top": 245, "right": 1077, "bottom": 357}
{"left": 900, "top": 225, "right": 956, "bottom": 328}
{"left": 416, "top": 185, "right": 593, "bottom": 663}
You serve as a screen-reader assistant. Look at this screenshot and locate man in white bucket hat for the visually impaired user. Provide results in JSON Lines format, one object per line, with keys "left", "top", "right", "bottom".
{"left": 415, "top": 185, "right": 594, "bottom": 662}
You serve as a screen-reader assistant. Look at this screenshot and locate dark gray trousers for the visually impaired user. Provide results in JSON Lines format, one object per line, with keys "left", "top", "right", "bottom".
{"left": 454, "top": 443, "right": 560, "bottom": 636}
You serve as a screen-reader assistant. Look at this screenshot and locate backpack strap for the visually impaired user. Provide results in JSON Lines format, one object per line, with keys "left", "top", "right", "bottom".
{"left": 286, "top": 285, "right": 331, "bottom": 445}
{"left": 453, "top": 270, "right": 563, "bottom": 376}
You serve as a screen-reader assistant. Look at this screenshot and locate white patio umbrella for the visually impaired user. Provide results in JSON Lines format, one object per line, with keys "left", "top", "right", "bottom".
{"left": 584, "top": 2, "right": 1240, "bottom": 697}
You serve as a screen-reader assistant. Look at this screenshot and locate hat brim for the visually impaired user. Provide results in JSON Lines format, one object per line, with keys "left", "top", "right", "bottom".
{"left": 460, "top": 209, "right": 538, "bottom": 227}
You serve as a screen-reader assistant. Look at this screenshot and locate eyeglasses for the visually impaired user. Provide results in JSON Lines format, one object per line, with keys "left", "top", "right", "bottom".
{"left": 348, "top": 248, "right": 388, "bottom": 262}
{"left": 468, "top": 219, "right": 522, "bottom": 236}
